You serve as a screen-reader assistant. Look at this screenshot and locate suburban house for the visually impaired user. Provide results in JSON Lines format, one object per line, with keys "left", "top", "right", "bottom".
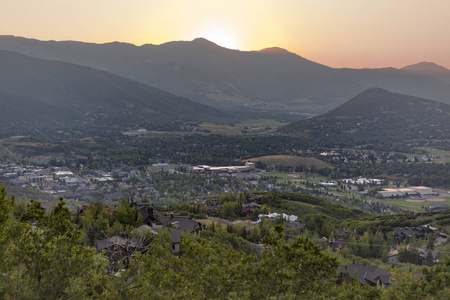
{"left": 159, "top": 213, "right": 206, "bottom": 234}
{"left": 130, "top": 201, "right": 158, "bottom": 225}
{"left": 413, "top": 224, "right": 437, "bottom": 239}
{"left": 394, "top": 225, "right": 438, "bottom": 243}
{"left": 393, "top": 229, "right": 413, "bottom": 242}
{"left": 327, "top": 229, "right": 353, "bottom": 251}
{"left": 337, "top": 264, "right": 392, "bottom": 288}
{"left": 95, "top": 232, "right": 146, "bottom": 269}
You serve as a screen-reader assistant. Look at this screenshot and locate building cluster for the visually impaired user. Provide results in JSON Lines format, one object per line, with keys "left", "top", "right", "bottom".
{"left": 191, "top": 162, "right": 256, "bottom": 173}
{"left": 342, "top": 178, "right": 383, "bottom": 186}
{"left": 337, "top": 264, "right": 393, "bottom": 289}
{"left": 77, "top": 201, "right": 208, "bottom": 266}
{"left": 379, "top": 186, "right": 439, "bottom": 198}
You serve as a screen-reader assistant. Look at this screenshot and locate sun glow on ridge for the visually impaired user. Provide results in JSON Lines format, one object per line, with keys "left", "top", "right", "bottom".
{"left": 201, "top": 29, "right": 239, "bottom": 50}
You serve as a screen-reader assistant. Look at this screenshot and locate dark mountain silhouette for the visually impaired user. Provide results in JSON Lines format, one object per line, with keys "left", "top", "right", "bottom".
{"left": 1, "top": 35, "right": 450, "bottom": 116}
{"left": 280, "top": 88, "right": 450, "bottom": 144}
{"left": 0, "top": 50, "right": 225, "bottom": 133}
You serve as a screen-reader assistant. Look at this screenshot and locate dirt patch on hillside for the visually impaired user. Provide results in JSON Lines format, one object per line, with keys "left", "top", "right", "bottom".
{"left": 426, "top": 198, "right": 446, "bottom": 202}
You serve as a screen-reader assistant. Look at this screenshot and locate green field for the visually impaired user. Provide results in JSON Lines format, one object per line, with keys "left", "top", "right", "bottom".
{"left": 247, "top": 155, "right": 333, "bottom": 169}
{"left": 263, "top": 172, "right": 327, "bottom": 184}
{"left": 381, "top": 197, "right": 450, "bottom": 212}
{"left": 197, "top": 119, "right": 289, "bottom": 135}
{"left": 419, "top": 147, "right": 450, "bottom": 163}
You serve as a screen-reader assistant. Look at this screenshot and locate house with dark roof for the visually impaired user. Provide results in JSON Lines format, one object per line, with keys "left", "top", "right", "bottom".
{"left": 130, "top": 202, "right": 158, "bottom": 226}
{"left": 94, "top": 232, "right": 146, "bottom": 269}
{"left": 337, "top": 264, "right": 392, "bottom": 288}
{"left": 159, "top": 213, "right": 206, "bottom": 234}
{"left": 413, "top": 224, "right": 437, "bottom": 239}
{"left": 394, "top": 225, "right": 437, "bottom": 242}
{"left": 394, "top": 229, "right": 413, "bottom": 242}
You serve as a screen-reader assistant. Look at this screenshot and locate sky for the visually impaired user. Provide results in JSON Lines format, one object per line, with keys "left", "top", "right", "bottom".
{"left": 1, "top": 0, "right": 449, "bottom": 69}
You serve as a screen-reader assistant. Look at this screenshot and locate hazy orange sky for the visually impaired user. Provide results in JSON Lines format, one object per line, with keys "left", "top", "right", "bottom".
{"left": 1, "top": 0, "right": 449, "bottom": 69}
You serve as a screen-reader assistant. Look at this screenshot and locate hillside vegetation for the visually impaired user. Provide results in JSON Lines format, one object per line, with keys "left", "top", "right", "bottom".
{"left": 0, "top": 50, "right": 227, "bottom": 137}
{"left": 260, "top": 192, "right": 369, "bottom": 223}
{"left": 246, "top": 155, "right": 332, "bottom": 169}
{"left": 281, "top": 88, "right": 450, "bottom": 146}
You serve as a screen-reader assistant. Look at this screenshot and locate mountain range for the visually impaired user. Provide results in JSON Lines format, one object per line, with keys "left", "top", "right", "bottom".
{"left": 1, "top": 35, "right": 450, "bottom": 117}
{"left": 280, "top": 88, "right": 450, "bottom": 145}
{"left": 0, "top": 50, "right": 225, "bottom": 136}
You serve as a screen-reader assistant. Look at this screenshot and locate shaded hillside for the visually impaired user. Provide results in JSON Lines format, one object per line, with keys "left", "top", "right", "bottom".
{"left": 0, "top": 50, "right": 226, "bottom": 137}
{"left": 2, "top": 36, "right": 450, "bottom": 116}
{"left": 280, "top": 88, "right": 450, "bottom": 145}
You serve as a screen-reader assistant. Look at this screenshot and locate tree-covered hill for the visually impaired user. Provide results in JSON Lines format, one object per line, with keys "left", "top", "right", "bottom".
{"left": 280, "top": 88, "right": 450, "bottom": 146}
{"left": 0, "top": 50, "right": 227, "bottom": 137}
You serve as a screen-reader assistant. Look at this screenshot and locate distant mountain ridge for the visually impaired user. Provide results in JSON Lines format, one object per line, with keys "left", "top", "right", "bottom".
{"left": 280, "top": 88, "right": 450, "bottom": 145}
{"left": 2, "top": 35, "right": 450, "bottom": 116}
{"left": 0, "top": 50, "right": 226, "bottom": 136}
{"left": 401, "top": 62, "right": 450, "bottom": 83}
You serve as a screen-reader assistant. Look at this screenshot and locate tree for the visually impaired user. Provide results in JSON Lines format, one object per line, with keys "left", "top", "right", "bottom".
{"left": 87, "top": 223, "right": 96, "bottom": 246}
{"left": 114, "top": 199, "right": 143, "bottom": 228}
{"left": 0, "top": 194, "right": 108, "bottom": 299}
{"left": 221, "top": 202, "right": 236, "bottom": 219}
{"left": 398, "top": 246, "right": 422, "bottom": 265}
{"left": 113, "top": 226, "right": 339, "bottom": 299}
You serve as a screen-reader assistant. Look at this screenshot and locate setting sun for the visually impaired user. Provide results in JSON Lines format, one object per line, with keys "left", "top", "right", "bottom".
{"left": 201, "top": 29, "right": 239, "bottom": 50}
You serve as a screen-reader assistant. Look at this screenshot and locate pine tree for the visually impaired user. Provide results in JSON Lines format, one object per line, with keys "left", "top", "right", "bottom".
{"left": 87, "top": 224, "right": 96, "bottom": 246}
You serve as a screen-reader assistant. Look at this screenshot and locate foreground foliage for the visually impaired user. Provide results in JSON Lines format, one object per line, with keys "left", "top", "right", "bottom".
{"left": 1, "top": 186, "right": 450, "bottom": 299}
